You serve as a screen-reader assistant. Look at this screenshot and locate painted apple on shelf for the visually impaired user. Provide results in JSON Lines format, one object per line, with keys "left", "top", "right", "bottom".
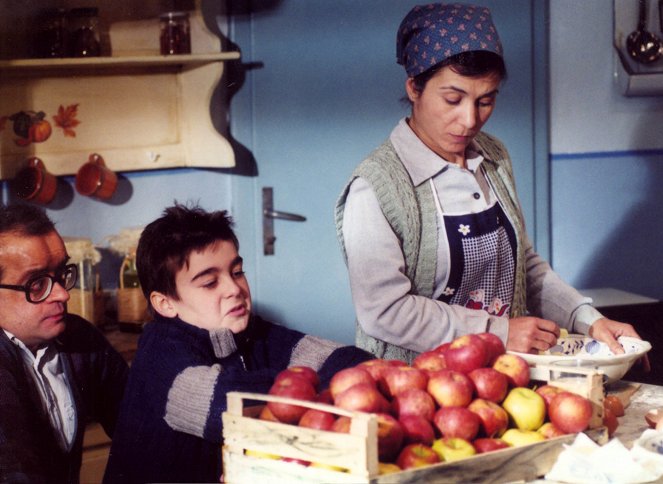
{"left": 239, "top": 331, "right": 604, "bottom": 475}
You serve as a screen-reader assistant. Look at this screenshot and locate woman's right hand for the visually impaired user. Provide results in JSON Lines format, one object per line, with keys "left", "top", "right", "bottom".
{"left": 506, "top": 316, "right": 560, "bottom": 354}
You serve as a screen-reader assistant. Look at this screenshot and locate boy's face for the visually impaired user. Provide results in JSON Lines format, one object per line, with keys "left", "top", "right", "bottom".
{"left": 163, "top": 240, "right": 252, "bottom": 333}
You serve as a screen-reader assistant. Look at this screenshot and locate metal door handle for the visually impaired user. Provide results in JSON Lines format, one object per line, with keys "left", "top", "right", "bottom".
{"left": 263, "top": 209, "right": 306, "bottom": 222}
{"left": 262, "top": 187, "right": 306, "bottom": 255}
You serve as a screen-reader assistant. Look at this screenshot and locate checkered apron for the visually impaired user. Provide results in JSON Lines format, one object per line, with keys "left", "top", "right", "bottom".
{"left": 432, "top": 182, "right": 517, "bottom": 318}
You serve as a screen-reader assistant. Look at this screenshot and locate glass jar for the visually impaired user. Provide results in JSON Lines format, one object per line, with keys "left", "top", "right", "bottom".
{"left": 159, "top": 11, "right": 191, "bottom": 55}
{"left": 68, "top": 7, "right": 100, "bottom": 57}
{"left": 63, "top": 237, "right": 101, "bottom": 324}
{"left": 34, "top": 8, "right": 68, "bottom": 58}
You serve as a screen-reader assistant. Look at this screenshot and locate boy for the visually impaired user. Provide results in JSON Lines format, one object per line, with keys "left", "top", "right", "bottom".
{"left": 103, "top": 204, "right": 372, "bottom": 483}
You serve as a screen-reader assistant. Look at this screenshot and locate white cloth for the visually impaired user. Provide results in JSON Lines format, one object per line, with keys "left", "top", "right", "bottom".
{"left": 3, "top": 329, "right": 77, "bottom": 451}
{"left": 342, "top": 118, "right": 602, "bottom": 353}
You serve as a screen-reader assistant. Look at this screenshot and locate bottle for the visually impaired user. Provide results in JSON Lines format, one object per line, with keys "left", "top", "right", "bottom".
{"left": 34, "top": 8, "right": 68, "bottom": 58}
{"left": 68, "top": 7, "right": 100, "bottom": 57}
{"left": 159, "top": 12, "right": 191, "bottom": 55}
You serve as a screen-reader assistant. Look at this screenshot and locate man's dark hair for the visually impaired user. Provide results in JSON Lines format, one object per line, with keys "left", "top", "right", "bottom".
{"left": 0, "top": 204, "right": 56, "bottom": 236}
{"left": 136, "top": 203, "right": 239, "bottom": 305}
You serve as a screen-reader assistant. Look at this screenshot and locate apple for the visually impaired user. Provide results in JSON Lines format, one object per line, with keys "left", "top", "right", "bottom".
{"left": 476, "top": 332, "right": 506, "bottom": 365}
{"left": 434, "top": 342, "right": 451, "bottom": 353}
{"left": 473, "top": 437, "right": 510, "bottom": 453}
{"left": 298, "top": 408, "right": 336, "bottom": 431}
{"left": 258, "top": 405, "right": 280, "bottom": 422}
{"left": 443, "top": 334, "right": 489, "bottom": 374}
{"left": 604, "top": 395, "right": 625, "bottom": 417}
{"left": 315, "top": 388, "right": 333, "bottom": 405}
{"left": 492, "top": 353, "right": 531, "bottom": 388}
{"left": 274, "top": 366, "right": 320, "bottom": 390}
{"left": 378, "top": 462, "right": 402, "bottom": 474}
{"left": 376, "top": 413, "right": 405, "bottom": 462}
{"left": 548, "top": 391, "right": 593, "bottom": 434}
{"left": 381, "top": 366, "right": 429, "bottom": 397}
{"left": 329, "top": 367, "right": 376, "bottom": 399}
{"left": 501, "top": 428, "right": 545, "bottom": 447}
{"left": 334, "top": 382, "right": 387, "bottom": 413}
{"left": 396, "top": 443, "right": 440, "bottom": 469}
{"left": 603, "top": 407, "right": 619, "bottom": 437}
{"left": 412, "top": 350, "right": 447, "bottom": 374}
{"left": 267, "top": 375, "right": 317, "bottom": 423}
{"left": 535, "top": 384, "right": 566, "bottom": 410}
{"left": 399, "top": 414, "right": 436, "bottom": 445}
{"left": 537, "top": 422, "right": 567, "bottom": 439}
{"left": 468, "top": 367, "right": 508, "bottom": 403}
{"left": 357, "top": 359, "right": 406, "bottom": 383}
{"left": 433, "top": 406, "right": 480, "bottom": 441}
{"left": 467, "top": 398, "right": 509, "bottom": 438}
{"left": 331, "top": 416, "right": 351, "bottom": 433}
{"left": 427, "top": 370, "right": 475, "bottom": 408}
{"left": 431, "top": 437, "right": 476, "bottom": 462}
{"left": 502, "top": 387, "right": 546, "bottom": 431}
{"left": 391, "top": 388, "right": 436, "bottom": 421}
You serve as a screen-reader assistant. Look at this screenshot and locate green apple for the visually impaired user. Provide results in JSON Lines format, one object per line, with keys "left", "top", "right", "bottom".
{"left": 501, "top": 428, "right": 545, "bottom": 447}
{"left": 431, "top": 437, "right": 476, "bottom": 462}
{"left": 502, "top": 387, "right": 546, "bottom": 431}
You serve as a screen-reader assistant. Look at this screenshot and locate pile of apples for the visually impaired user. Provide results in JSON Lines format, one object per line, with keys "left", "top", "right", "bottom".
{"left": 260, "top": 332, "right": 623, "bottom": 473}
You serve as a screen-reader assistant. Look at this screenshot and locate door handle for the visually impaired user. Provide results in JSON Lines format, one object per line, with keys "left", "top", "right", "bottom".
{"left": 262, "top": 187, "right": 306, "bottom": 255}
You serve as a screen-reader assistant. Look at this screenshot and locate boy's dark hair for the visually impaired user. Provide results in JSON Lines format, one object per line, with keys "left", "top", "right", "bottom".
{"left": 136, "top": 203, "right": 239, "bottom": 304}
{"left": 0, "top": 203, "right": 56, "bottom": 237}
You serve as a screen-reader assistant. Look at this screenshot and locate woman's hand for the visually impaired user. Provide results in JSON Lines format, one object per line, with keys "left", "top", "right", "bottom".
{"left": 588, "top": 318, "right": 639, "bottom": 354}
{"left": 506, "top": 316, "right": 560, "bottom": 353}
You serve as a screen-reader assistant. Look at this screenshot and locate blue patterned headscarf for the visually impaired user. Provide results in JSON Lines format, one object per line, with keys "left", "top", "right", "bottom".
{"left": 397, "top": 3, "right": 503, "bottom": 77}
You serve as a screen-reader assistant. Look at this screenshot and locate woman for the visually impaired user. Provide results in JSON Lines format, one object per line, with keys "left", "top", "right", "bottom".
{"left": 335, "top": 3, "right": 641, "bottom": 364}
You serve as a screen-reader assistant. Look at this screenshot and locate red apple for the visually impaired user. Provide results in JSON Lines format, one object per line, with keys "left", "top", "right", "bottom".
{"left": 473, "top": 437, "right": 510, "bottom": 453}
{"left": 298, "top": 408, "right": 336, "bottom": 431}
{"left": 329, "top": 367, "right": 376, "bottom": 400}
{"left": 274, "top": 366, "right": 320, "bottom": 390}
{"left": 443, "top": 334, "right": 489, "bottom": 374}
{"left": 267, "top": 375, "right": 317, "bottom": 423}
{"left": 399, "top": 415, "right": 436, "bottom": 445}
{"left": 548, "top": 392, "right": 593, "bottom": 434}
{"left": 492, "top": 353, "right": 531, "bottom": 388}
{"left": 412, "top": 350, "right": 447, "bottom": 374}
{"left": 535, "top": 384, "right": 566, "bottom": 410}
{"left": 331, "top": 416, "right": 351, "bottom": 433}
{"left": 357, "top": 359, "right": 407, "bottom": 383}
{"left": 537, "top": 422, "right": 567, "bottom": 439}
{"left": 476, "top": 332, "right": 506, "bottom": 365}
{"left": 468, "top": 367, "right": 508, "bottom": 403}
{"left": 467, "top": 398, "right": 509, "bottom": 438}
{"left": 391, "top": 388, "right": 436, "bottom": 421}
{"left": 315, "top": 388, "right": 333, "bottom": 405}
{"left": 433, "top": 342, "right": 451, "bottom": 353}
{"left": 258, "top": 405, "right": 280, "bottom": 422}
{"left": 376, "top": 413, "right": 405, "bottom": 462}
{"left": 604, "top": 395, "right": 625, "bottom": 417}
{"left": 427, "top": 370, "right": 475, "bottom": 408}
{"left": 334, "top": 382, "right": 387, "bottom": 413}
{"left": 396, "top": 443, "right": 440, "bottom": 469}
{"left": 381, "top": 366, "right": 429, "bottom": 398}
{"left": 433, "top": 406, "right": 480, "bottom": 441}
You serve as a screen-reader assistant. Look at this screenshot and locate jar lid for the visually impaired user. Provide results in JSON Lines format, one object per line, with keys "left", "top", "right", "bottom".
{"left": 159, "top": 11, "right": 189, "bottom": 19}
{"left": 63, "top": 237, "right": 101, "bottom": 264}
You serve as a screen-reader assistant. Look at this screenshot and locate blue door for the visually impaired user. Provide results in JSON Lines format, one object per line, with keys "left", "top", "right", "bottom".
{"left": 229, "top": 1, "right": 547, "bottom": 345}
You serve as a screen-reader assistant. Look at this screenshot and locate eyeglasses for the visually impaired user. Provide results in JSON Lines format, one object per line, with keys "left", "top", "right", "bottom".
{"left": 0, "top": 264, "right": 78, "bottom": 303}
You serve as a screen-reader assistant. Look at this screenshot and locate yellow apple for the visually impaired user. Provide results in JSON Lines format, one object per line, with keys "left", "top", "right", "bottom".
{"left": 502, "top": 387, "right": 546, "bottom": 431}
{"left": 431, "top": 437, "right": 476, "bottom": 462}
{"left": 501, "top": 428, "right": 545, "bottom": 447}
{"left": 378, "top": 462, "right": 402, "bottom": 475}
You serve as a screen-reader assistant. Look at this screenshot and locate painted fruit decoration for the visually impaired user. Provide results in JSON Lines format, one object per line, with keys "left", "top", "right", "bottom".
{"left": 9, "top": 111, "right": 52, "bottom": 146}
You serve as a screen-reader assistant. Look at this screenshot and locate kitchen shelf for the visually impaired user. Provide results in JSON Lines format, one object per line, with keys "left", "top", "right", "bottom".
{"left": 0, "top": 1, "right": 239, "bottom": 182}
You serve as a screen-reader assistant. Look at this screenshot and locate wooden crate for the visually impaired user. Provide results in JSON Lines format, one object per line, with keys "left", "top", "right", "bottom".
{"left": 222, "top": 390, "right": 608, "bottom": 484}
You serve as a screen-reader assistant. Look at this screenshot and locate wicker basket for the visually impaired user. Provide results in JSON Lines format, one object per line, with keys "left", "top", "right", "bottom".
{"left": 116, "top": 255, "right": 149, "bottom": 325}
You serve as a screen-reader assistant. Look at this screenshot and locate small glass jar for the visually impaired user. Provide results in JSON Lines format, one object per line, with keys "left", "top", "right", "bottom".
{"left": 34, "top": 8, "right": 68, "bottom": 58}
{"left": 159, "top": 12, "right": 191, "bottom": 55}
{"left": 63, "top": 237, "right": 101, "bottom": 324}
{"left": 68, "top": 7, "right": 100, "bottom": 57}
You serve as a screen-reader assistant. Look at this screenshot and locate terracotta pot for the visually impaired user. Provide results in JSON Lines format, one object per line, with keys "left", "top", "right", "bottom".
{"left": 12, "top": 157, "right": 57, "bottom": 204}
{"left": 75, "top": 153, "right": 118, "bottom": 199}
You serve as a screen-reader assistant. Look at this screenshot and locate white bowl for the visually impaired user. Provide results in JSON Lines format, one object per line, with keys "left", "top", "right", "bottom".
{"left": 509, "top": 334, "right": 651, "bottom": 384}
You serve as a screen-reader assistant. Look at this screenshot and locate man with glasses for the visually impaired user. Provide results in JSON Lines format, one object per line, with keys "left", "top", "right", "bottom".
{"left": 0, "top": 204, "right": 128, "bottom": 483}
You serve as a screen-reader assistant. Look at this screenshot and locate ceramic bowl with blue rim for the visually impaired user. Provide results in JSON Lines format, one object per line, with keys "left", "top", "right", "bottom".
{"left": 509, "top": 334, "right": 651, "bottom": 384}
